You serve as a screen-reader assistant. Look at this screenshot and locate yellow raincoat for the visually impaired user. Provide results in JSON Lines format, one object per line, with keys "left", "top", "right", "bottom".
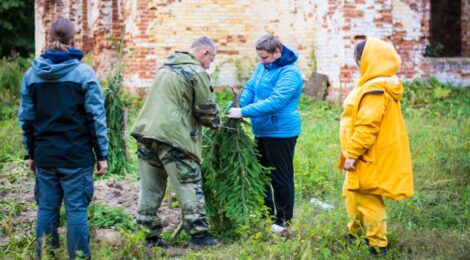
{"left": 338, "top": 37, "right": 414, "bottom": 201}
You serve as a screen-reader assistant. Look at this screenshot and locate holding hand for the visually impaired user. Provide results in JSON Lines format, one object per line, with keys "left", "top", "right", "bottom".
{"left": 96, "top": 160, "right": 108, "bottom": 176}
{"left": 227, "top": 108, "right": 243, "bottom": 119}
{"left": 344, "top": 158, "right": 357, "bottom": 171}
{"left": 28, "top": 160, "right": 36, "bottom": 175}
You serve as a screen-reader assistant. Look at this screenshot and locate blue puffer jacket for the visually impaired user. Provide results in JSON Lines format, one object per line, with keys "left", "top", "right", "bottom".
{"left": 240, "top": 45, "right": 303, "bottom": 138}
{"left": 18, "top": 48, "right": 108, "bottom": 167}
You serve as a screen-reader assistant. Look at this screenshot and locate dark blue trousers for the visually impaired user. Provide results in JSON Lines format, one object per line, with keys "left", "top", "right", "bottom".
{"left": 35, "top": 166, "right": 93, "bottom": 259}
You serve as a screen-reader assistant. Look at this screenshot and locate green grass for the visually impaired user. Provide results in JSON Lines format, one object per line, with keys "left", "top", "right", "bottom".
{"left": 1, "top": 83, "right": 469, "bottom": 259}
{"left": 0, "top": 119, "right": 24, "bottom": 167}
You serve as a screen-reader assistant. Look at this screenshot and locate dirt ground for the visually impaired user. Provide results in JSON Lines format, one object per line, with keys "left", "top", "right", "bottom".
{"left": 94, "top": 179, "right": 181, "bottom": 229}
{"left": 0, "top": 162, "right": 181, "bottom": 246}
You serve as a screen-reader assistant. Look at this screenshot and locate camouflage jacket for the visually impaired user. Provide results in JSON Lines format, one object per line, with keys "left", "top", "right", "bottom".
{"left": 131, "top": 52, "right": 220, "bottom": 162}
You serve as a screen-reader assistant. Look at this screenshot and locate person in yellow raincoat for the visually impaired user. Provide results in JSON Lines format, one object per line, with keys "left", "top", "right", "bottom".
{"left": 338, "top": 37, "right": 414, "bottom": 255}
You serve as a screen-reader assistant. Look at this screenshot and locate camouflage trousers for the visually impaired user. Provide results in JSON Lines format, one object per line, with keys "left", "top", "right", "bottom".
{"left": 136, "top": 139, "right": 208, "bottom": 239}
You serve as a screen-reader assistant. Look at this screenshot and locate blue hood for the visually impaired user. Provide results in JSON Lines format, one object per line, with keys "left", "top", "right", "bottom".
{"left": 266, "top": 45, "right": 298, "bottom": 70}
{"left": 41, "top": 48, "right": 84, "bottom": 63}
{"left": 33, "top": 48, "right": 83, "bottom": 80}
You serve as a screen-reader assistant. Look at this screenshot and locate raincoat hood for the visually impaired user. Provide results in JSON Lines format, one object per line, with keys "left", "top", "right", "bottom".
{"left": 266, "top": 45, "right": 298, "bottom": 70}
{"left": 163, "top": 52, "right": 200, "bottom": 66}
{"left": 33, "top": 48, "right": 83, "bottom": 80}
{"left": 359, "top": 38, "right": 403, "bottom": 101}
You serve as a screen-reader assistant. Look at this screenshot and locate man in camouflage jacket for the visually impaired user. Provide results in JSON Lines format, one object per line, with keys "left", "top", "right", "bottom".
{"left": 131, "top": 36, "right": 221, "bottom": 247}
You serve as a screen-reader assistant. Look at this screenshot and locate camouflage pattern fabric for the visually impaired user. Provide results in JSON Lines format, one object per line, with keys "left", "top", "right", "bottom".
{"left": 131, "top": 51, "right": 221, "bottom": 163}
{"left": 136, "top": 139, "right": 209, "bottom": 238}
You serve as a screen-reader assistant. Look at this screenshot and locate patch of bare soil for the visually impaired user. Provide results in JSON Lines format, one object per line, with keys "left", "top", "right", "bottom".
{"left": 94, "top": 179, "right": 181, "bottom": 230}
{"left": 1, "top": 162, "right": 181, "bottom": 246}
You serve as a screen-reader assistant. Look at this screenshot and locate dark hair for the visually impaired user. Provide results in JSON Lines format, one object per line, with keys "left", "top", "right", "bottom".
{"left": 48, "top": 17, "right": 76, "bottom": 51}
{"left": 256, "top": 35, "right": 283, "bottom": 54}
{"left": 354, "top": 40, "right": 367, "bottom": 65}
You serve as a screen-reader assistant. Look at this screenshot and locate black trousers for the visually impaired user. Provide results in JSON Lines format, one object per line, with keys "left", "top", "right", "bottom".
{"left": 256, "top": 136, "right": 297, "bottom": 226}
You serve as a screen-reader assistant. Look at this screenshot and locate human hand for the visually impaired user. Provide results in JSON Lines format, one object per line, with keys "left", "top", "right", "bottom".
{"left": 344, "top": 158, "right": 357, "bottom": 171}
{"left": 96, "top": 160, "right": 108, "bottom": 176}
{"left": 227, "top": 108, "right": 242, "bottom": 119}
{"left": 28, "top": 160, "right": 36, "bottom": 175}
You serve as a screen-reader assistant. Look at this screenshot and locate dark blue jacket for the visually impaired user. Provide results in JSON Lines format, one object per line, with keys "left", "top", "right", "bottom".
{"left": 240, "top": 45, "right": 303, "bottom": 138}
{"left": 18, "top": 49, "right": 108, "bottom": 167}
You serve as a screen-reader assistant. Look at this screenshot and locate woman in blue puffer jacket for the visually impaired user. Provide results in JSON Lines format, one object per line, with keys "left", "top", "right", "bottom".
{"left": 227, "top": 35, "right": 303, "bottom": 234}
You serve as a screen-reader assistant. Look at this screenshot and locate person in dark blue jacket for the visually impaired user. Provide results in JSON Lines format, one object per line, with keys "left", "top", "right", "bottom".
{"left": 227, "top": 35, "right": 303, "bottom": 234}
{"left": 18, "top": 17, "right": 108, "bottom": 259}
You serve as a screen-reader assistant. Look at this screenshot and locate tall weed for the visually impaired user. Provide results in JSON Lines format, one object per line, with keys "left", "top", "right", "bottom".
{"left": 0, "top": 56, "right": 31, "bottom": 120}
{"left": 0, "top": 119, "right": 24, "bottom": 166}
{"left": 103, "top": 44, "right": 130, "bottom": 176}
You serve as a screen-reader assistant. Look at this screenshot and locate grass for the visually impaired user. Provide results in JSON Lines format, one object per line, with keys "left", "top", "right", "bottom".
{"left": 0, "top": 84, "right": 469, "bottom": 259}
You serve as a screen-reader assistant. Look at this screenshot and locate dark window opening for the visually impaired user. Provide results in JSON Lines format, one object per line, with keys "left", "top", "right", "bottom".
{"left": 426, "top": 0, "right": 461, "bottom": 57}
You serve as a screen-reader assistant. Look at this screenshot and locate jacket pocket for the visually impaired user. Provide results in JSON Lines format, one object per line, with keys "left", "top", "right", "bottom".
{"left": 356, "top": 159, "right": 378, "bottom": 191}
{"left": 252, "top": 114, "right": 278, "bottom": 132}
{"left": 34, "top": 177, "right": 39, "bottom": 205}
{"left": 82, "top": 172, "right": 94, "bottom": 205}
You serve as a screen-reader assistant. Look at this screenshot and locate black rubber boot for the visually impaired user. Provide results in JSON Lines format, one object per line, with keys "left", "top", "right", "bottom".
{"left": 145, "top": 237, "right": 167, "bottom": 248}
{"left": 369, "top": 245, "right": 388, "bottom": 256}
{"left": 346, "top": 234, "right": 359, "bottom": 246}
{"left": 365, "top": 238, "right": 388, "bottom": 256}
{"left": 189, "top": 233, "right": 219, "bottom": 247}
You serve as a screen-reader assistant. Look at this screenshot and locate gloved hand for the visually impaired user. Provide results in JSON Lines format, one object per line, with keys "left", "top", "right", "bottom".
{"left": 227, "top": 108, "right": 242, "bottom": 119}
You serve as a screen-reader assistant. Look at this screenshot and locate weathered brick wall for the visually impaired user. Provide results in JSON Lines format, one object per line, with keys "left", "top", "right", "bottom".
{"left": 317, "top": 0, "right": 469, "bottom": 100}
{"left": 36, "top": 0, "right": 470, "bottom": 98}
{"left": 121, "top": 0, "right": 317, "bottom": 89}
{"left": 35, "top": 0, "right": 124, "bottom": 78}
{"left": 392, "top": 0, "right": 429, "bottom": 79}
{"left": 425, "top": 57, "right": 470, "bottom": 86}
{"left": 316, "top": 0, "right": 430, "bottom": 101}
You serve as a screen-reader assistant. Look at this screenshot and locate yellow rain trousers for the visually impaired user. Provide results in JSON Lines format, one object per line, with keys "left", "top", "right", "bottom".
{"left": 338, "top": 37, "right": 414, "bottom": 247}
{"left": 345, "top": 191, "right": 387, "bottom": 247}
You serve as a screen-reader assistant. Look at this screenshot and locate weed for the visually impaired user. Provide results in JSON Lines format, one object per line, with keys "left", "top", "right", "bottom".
{"left": 0, "top": 56, "right": 31, "bottom": 120}
{"left": 0, "top": 79, "right": 469, "bottom": 259}
{"left": 103, "top": 41, "right": 130, "bottom": 176}
{"left": 0, "top": 119, "right": 24, "bottom": 167}
{"left": 88, "top": 203, "right": 137, "bottom": 231}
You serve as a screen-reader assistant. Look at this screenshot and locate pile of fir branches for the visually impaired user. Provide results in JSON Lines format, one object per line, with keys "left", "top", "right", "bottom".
{"left": 202, "top": 89, "right": 271, "bottom": 235}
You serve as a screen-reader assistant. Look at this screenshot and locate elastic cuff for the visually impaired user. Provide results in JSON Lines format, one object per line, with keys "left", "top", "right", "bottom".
{"left": 346, "top": 152, "right": 359, "bottom": 159}
{"left": 96, "top": 154, "right": 108, "bottom": 161}
{"left": 241, "top": 108, "right": 248, "bottom": 118}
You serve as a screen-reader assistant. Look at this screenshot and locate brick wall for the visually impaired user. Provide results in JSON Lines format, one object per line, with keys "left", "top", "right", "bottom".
{"left": 35, "top": 0, "right": 124, "bottom": 77}
{"left": 36, "top": 0, "right": 470, "bottom": 98}
{"left": 121, "top": 0, "right": 317, "bottom": 90}
{"left": 316, "top": 0, "right": 430, "bottom": 101}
